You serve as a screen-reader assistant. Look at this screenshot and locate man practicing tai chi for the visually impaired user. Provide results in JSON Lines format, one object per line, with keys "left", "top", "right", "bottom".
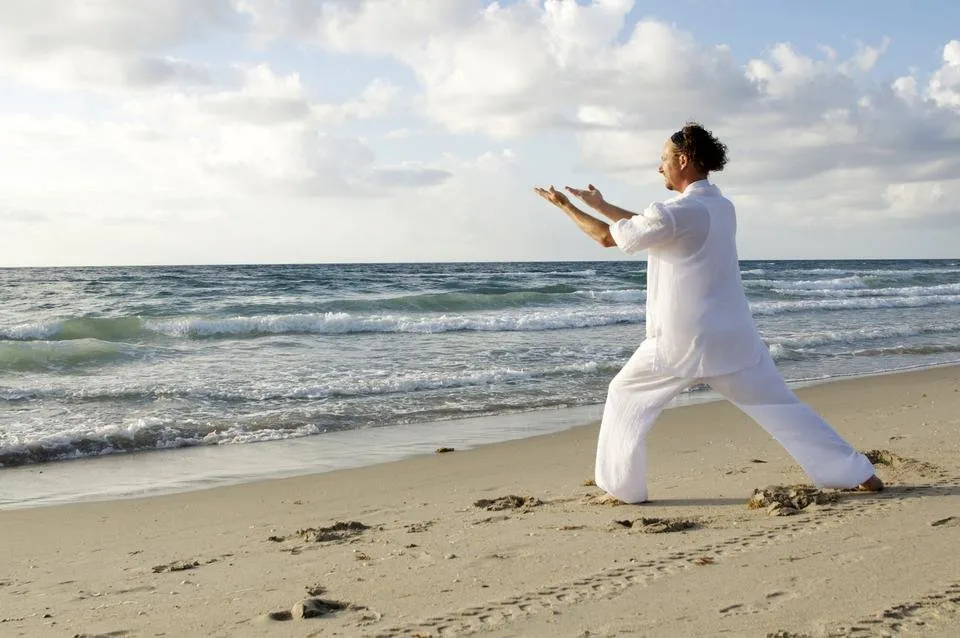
{"left": 535, "top": 122, "right": 883, "bottom": 504}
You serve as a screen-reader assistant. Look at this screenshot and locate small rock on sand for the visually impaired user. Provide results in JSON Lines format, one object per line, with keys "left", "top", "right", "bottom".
{"left": 264, "top": 598, "right": 349, "bottom": 622}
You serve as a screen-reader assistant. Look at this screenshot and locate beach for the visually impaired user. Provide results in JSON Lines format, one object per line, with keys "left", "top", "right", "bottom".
{"left": 1, "top": 365, "right": 957, "bottom": 637}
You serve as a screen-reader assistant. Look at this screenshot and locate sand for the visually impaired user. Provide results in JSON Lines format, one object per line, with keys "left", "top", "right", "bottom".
{"left": 1, "top": 365, "right": 958, "bottom": 637}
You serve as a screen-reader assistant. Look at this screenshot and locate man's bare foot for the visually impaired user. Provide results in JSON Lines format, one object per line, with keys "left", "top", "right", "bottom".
{"left": 582, "top": 493, "right": 637, "bottom": 506}
{"left": 856, "top": 475, "right": 884, "bottom": 492}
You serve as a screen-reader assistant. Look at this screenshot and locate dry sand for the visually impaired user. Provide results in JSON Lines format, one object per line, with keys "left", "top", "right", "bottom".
{"left": 1, "top": 366, "right": 958, "bottom": 637}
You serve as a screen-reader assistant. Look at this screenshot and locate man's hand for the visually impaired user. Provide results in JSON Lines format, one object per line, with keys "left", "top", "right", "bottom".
{"left": 533, "top": 185, "right": 571, "bottom": 209}
{"left": 534, "top": 184, "right": 616, "bottom": 248}
{"left": 565, "top": 184, "right": 605, "bottom": 209}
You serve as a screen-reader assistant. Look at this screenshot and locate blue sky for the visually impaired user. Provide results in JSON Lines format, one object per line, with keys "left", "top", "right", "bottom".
{"left": 0, "top": 1, "right": 958, "bottom": 266}
{"left": 635, "top": 1, "right": 954, "bottom": 67}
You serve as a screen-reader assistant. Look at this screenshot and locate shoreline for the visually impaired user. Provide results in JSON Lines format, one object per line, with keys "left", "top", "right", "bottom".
{"left": 3, "top": 360, "right": 959, "bottom": 511}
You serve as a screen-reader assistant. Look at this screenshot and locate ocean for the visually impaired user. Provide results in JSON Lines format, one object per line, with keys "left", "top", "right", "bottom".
{"left": 1, "top": 259, "right": 958, "bottom": 507}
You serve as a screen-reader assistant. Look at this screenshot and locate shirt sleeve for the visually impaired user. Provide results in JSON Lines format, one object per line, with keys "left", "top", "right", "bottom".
{"left": 608, "top": 202, "right": 677, "bottom": 254}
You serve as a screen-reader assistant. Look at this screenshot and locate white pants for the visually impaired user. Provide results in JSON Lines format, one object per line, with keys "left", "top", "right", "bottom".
{"left": 595, "top": 339, "right": 876, "bottom": 503}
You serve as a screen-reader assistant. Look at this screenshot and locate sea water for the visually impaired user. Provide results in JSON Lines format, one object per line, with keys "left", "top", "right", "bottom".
{"left": 1, "top": 260, "right": 957, "bottom": 506}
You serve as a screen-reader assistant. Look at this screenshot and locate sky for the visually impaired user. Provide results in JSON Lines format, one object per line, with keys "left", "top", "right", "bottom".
{"left": 0, "top": 0, "right": 958, "bottom": 266}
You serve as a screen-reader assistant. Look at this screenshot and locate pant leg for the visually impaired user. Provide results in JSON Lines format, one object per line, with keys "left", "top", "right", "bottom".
{"left": 706, "top": 351, "right": 875, "bottom": 488}
{"left": 595, "top": 339, "right": 694, "bottom": 503}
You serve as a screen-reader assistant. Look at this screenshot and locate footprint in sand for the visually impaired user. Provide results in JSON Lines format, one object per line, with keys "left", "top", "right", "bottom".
{"left": 863, "top": 449, "right": 947, "bottom": 480}
{"left": 720, "top": 590, "right": 799, "bottom": 617}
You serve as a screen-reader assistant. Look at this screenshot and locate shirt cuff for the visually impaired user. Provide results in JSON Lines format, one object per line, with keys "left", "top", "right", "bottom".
{"left": 609, "top": 219, "right": 636, "bottom": 253}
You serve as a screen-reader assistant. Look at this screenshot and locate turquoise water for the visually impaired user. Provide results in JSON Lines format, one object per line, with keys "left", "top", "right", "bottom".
{"left": 1, "top": 260, "right": 958, "bottom": 472}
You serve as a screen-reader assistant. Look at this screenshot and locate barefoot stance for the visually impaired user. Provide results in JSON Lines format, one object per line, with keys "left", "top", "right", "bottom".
{"left": 856, "top": 474, "right": 884, "bottom": 492}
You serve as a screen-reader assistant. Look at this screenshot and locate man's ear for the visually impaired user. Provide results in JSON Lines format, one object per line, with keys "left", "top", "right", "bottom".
{"left": 677, "top": 153, "right": 689, "bottom": 170}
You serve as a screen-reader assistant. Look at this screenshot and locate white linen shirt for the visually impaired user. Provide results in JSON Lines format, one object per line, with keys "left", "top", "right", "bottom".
{"left": 609, "top": 180, "right": 764, "bottom": 378}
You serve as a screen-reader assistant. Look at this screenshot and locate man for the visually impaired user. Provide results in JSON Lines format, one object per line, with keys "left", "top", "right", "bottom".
{"left": 535, "top": 122, "right": 882, "bottom": 504}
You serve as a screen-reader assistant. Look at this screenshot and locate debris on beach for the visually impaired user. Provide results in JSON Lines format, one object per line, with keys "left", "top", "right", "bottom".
{"left": 748, "top": 485, "right": 841, "bottom": 516}
{"left": 305, "top": 583, "right": 326, "bottom": 596}
{"left": 405, "top": 520, "right": 434, "bottom": 533}
{"left": 435, "top": 447, "right": 455, "bottom": 453}
{"left": 473, "top": 495, "right": 543, "bottom": 511}
{"left": 297, "top": 521, "right": 370, "bottom": 543}
{"left": 152, "top": 559, "right": 201, "bottom": 573}
{"left": 472, "top": 514, "right": 511, "bottom": 525}
{"left": 265, "top": 598, "right": 349, "bottom": 621}
{"left": 930, "top": 516, "right": 958, "bottom": 527}
{"left": 611, "top": 517, "right": 699, "bottom": 533}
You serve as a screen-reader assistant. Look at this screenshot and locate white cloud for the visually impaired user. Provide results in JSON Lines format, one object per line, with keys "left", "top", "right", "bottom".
{"left": 0, "top": 51, "right": 443, "bottom": 212}
{"left": 845, "top": 37, "right": 891, "bottom": 73}
{"left": 0, "top": 0, "right": 233, "bottom": 52}
{"left": 240, "top": 0, "right": 480, "bottom": 53}
{"left": 928, "top": 40, "right": 960, "bottom": 108}
{"left": 122, "top": 63, "right": 401, "bottom": 129}
{"left": 892, "top": 75, "right": 919, "bottom": 103}
{"left": 0, "top": 0, "right": 232, "bottom": 91}
{"left": 945, "top": 40, "right": 960, "bottom": 67}
{"left": 249, "top": 1, "right": 753, "bottom": 137}
{"left": 0, "top": 49, "right": 211, "bottom": 91}
{"left": 311, "top": 78, "right": 402, "bottom": 123}
{"left": 196, "top": 124, "right": 449, "bottom": 196}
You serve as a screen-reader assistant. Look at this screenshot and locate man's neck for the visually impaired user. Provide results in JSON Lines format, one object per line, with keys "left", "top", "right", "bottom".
{"left": 676, "top": 175, "right": 708, "bottom": 193}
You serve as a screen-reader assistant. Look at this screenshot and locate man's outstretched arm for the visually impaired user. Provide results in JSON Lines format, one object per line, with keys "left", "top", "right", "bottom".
{"left": 565, "top": 185, "right": 637, "bottom": 223}
{"left": 564, "top": 184, "right": 677, "bottom": 254}
{"left": 534, "top": 186, "right": 616, "bottom": 247}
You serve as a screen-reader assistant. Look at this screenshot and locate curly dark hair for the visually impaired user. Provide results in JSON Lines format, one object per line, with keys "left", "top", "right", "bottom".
{"left": 669, "top": 122, "right": 728, "bottom": 174}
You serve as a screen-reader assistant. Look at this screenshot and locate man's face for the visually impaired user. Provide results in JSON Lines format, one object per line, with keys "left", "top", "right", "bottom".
{"left": 658, "top": 140, "right": 682, "bottom": 191}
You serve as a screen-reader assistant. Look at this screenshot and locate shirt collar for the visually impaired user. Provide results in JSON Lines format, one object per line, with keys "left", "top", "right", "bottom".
{"left": 682, "top": 179, "right": 717, "bottom": 195}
